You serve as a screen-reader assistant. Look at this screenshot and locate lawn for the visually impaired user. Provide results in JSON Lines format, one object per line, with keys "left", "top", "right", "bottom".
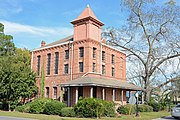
{"left": 0, "top": 110, "right": 170, "bottom": 120}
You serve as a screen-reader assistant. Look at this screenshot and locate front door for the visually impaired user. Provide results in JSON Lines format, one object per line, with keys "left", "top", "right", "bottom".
{"left": 78, "top": 87, "right": 83, "bottom": 99}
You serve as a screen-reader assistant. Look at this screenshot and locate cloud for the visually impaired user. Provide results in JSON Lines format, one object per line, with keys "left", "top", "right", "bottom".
{"left": 0, "top": 0, "right": 23, "bottom": 17}
{"left": 0, "top": 20, "right": 73, "bottom": 37}
{"left": 0, "top": 20, "right": 73, "bottom": 50}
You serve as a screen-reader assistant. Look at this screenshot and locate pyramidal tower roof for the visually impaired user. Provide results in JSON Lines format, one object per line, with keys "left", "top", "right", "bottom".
{"left": 76, "top": 5, "right": 98, "bottom": 20}
{"left": 71, "top": 5, "right": 104, "bottom": 26}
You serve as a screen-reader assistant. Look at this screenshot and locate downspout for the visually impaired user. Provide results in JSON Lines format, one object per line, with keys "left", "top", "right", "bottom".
{"left": 100, "top": 39, "right": 103, "bottom": 74}
{"left": 70, "top": 42, "right": 73, "bottom": 81}
{"left": 31, "top": 51, "right": 33, "bottom": 70}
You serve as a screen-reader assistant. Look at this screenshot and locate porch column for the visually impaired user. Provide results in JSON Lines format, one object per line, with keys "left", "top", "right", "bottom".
{"left": 102, "top": 88, "right": 105, "bottom": 100}
{"left": 112, "top": 89, "right": 115, "bottom": 101}
{"left": 67, "top": 87, "right": 70, "bottom": 107}
{"left": 75, "top": 87, "right": 78, "bottom": 104}
{"left": 121, "top": 90, "right": 124, "bottom": 105}
{"left": 142, "top": 91, "right": 144, "bottom": 104}
{"left": 90, "top": 87, "right": 93, "bottom": 98}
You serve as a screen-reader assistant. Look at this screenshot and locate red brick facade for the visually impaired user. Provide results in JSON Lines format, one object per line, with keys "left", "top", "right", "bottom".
{"left": 31, "top": 6, "right": 127, "bottom": 106}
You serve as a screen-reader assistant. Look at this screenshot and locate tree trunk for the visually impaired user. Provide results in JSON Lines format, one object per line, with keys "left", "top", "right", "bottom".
{"left": 8, "top": 103, "right": 11, "bottom": 112}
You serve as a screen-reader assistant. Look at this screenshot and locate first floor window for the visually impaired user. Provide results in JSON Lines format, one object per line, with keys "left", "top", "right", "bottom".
{"left": 53, "top": 87, "right": 57, "bottom": 99}
{"left": 64, "top": 64, "right": 68, "bottom": 74}
{"left": 46, "top": 87, "right": 49, "bottom": 98}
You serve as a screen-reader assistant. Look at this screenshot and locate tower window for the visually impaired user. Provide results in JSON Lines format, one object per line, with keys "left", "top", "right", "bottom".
{"left": 79, "top": 62, "right": 84, "bottom": 72}
{"left": 79, "top": 47, "right": 84, "bottom": 57}
{"left": 92, "top": 63, "right": 96, "bottom": 72}
{"left": 112, "top": 67, "right": 115, "bottom": 77}
{"left": 46, "top": 87, "right": 49, "bottom": 98}
{"left": 102, "top": 51, "right": 105, "bottom": 61}
{"left": 65, "top": 50, "right": 69, "bottom": 59}
{"left": 64, "top": 64, "right": 69, "bottom": 74}
{"left": 112, "top": 54, "right": 114, "bottom": 64}
{"left": 93, "top": 47, "right": 96, "bottom": 58}
{"left": 102, "top": 65, "right": 105, "bottom": 74}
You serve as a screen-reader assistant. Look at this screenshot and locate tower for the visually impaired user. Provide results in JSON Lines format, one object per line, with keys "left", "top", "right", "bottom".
{"left": 71, "top": 5, "right": 104, "bottom": 42}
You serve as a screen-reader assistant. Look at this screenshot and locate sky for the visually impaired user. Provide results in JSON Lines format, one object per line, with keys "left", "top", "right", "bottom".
{"left": 0, "top": 0, "right": 179, "bottom": 50}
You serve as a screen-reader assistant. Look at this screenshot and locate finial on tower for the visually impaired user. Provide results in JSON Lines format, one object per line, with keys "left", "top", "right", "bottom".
{"left": 87, "top": 4, "right": 90, "bottom": 8}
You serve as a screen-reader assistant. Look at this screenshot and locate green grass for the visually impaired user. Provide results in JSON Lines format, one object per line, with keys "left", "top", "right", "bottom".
{"left": 0, "top": 110, "right": 170, "bottom": 120}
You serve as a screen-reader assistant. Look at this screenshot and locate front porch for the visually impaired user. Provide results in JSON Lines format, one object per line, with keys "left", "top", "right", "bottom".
{"left": 60, "top": 76, "right": 143, "bottom": 106}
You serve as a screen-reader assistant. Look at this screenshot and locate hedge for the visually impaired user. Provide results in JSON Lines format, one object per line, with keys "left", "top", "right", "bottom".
{"left": 61, "top": 107, "right": 75, "bottom": 117}
{"left": 43, "top": 100, "right": 66, "bottom": 115}
{"left": 74, "top": 98, "right": 115, "bottom": 118}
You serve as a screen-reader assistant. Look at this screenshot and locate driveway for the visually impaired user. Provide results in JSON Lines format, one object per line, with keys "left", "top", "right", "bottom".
{"left": 153, "top": 116, "right": 179, "bottom": 120}
{"left": 0, "top": 116, "right": 35, "bottom": 120}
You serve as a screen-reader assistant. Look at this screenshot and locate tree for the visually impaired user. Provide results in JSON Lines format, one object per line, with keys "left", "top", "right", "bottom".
{"left": 0, "top": 23, "right": 37, "bottom": 110}
{"left": 0, "top": 23, "right": 15, "bottom": 56}
{"left": 103, "top": 0, "right": 180, "bottom": 102}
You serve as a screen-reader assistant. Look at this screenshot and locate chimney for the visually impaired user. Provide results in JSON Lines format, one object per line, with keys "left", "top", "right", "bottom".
{"left": 41, "top": 40, "right": 46, "bottom": 47}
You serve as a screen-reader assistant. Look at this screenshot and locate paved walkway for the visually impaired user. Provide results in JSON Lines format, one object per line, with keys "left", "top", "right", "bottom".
{"left": 153, "top": 116, "right": 179, "bottom": 120}
{"left": 0, "top": 116, "right": 35, "bottom": 120}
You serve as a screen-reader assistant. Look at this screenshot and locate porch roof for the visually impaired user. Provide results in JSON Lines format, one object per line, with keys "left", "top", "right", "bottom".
{"left": 60, "top": 77, "right": 144, "bottom": 91}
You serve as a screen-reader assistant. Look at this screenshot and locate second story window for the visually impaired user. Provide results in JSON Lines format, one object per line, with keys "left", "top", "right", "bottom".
{"left": 47, "top": 53, "right": 51, "bottom": 75}
{"left": 79, "top": 62, "right": 84, "bottom": 72}
{"left": 64, "top": 64, "right": 68, "bottom": 74}
{"left": 112, "top": 54, "right": 114, "bottom": 64}
{"left": 112, "top": 67, "right": 115, "bottom": 77}
{"left": 93, "top": 47, "right": 96, "bottom": 58}
{"left": 65, "top": 50, "right": 69, "bottom": 59}
{"left": 79, "top": 47, "right": 84, "bottom": 58}
{"left": 37, "top": 55, "right": 41, "bottom": 76}
{"left": 102, "top": 65, "right": 105, "bottom": 74}
{"left": 102, "top": 51, "right": 105, "bottom": 62}
{"left": 92, "top": 63, "right": 96, "bottom": 72}
{"left": 54, "top": 52, "right": 59, "bottom": 74}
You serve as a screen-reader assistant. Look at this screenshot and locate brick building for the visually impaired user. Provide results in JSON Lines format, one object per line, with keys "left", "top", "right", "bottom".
{"left": 31, "top": 6, "right": 143, "bottom": 106}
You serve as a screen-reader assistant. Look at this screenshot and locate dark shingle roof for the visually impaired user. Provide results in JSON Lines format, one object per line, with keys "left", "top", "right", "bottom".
{"left": 60, "top": 76, "right": 144, "bottom": 91}
{"left": 32, "top": 35, "right": 73, "bottom": 51}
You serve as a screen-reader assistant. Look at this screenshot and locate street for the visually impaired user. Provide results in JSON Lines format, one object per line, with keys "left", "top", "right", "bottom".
{"left": 153, "top": 116, "right": 180, "bottom": 120}
{"left": 0, "top": 116, "right": 34, "bottom": 120}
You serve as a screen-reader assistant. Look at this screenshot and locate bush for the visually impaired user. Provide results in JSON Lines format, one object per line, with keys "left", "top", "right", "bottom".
{"left": 74, "top": 98, "right": 115, "bottom": 118}
{"left": 103, "top": 101, "right": 116, "bottom": 117}
{"left": 148, "top": 102, "right": 160, "bottom": 112}
{"left": 138, "top": 104, "right": 153, "bottom": 112}
{"left": 43, "top": 100, "right": 66, "bottom": 115}
{"left": 61, "top": 107, "right": 75, "bottom": 117}
{"left": 117, "top": 104, "right": 135, "bottom": 115}
{"left": 29, "top": 98, "right": 52, "bottom": 114}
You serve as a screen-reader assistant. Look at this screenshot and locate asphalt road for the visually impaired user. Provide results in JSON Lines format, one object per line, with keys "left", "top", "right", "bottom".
{"left": 0, "top": 116, "right": 35, "bottom": 120}
{"left": 153, "top": 116, "right": 180, "bottom": 120}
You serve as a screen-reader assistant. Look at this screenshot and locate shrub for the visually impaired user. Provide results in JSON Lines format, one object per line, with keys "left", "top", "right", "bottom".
{"left": 103, "top": 101, "right": 116, "bottom": 117}
{"left": 117, "top": 104, "right": 135, "bottom": 115}
{"left": 148, "top": 102, "right": 160, "bottom": 112}
{"left": 138, "top": 104, "right": 153, "bottom": 112}
{"left": 15, "top": 102, "right": 32, "bottom": 113}
{"left": 61, "top": 107, "right": 75, "bottom": 117}
{"left": 74, "top": 98, "right": 115, "bottom": 118}
{"left": 43, "top": 100, "right": 66, "bottom": 115}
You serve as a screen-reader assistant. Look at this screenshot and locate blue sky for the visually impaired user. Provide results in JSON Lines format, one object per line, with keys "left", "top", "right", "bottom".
{"left": 0, "top": 0, "right": 179, "bottom": 50}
